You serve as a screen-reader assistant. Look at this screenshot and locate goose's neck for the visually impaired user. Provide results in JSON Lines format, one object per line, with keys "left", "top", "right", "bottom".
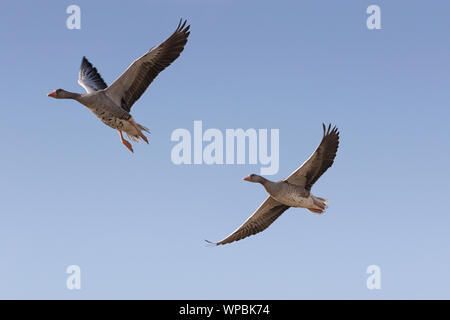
{"left": 61, "top": 90, "right": 82, "bottom": 100}
{"left": 259, "top": 177, "right": 274, "bottom": 192}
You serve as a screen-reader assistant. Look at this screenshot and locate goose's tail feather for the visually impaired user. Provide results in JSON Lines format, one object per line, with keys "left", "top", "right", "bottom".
{"left": 126, "top": 123, "right": 150, "bottom": 142}
{"left": 307, "top": 196, "right": 328, "bottom": 214}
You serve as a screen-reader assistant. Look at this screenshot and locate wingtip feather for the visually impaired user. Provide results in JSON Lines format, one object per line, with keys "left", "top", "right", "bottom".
{"left": 321, "top": 123, "right": 340, "bottom": 137}
{"left": 205, "top": 239, "right": 219, "bottom": 246}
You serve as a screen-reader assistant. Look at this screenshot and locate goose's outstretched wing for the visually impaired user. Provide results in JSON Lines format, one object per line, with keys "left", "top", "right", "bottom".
{"left": 285, "top": 124, "right": 339, "bottom": 190}
{"left": 78, "top": 57, "right": 108, "bottom": 93}
{"left": 105, "top": 19, "right": 190, "bottom": 112}
{"left": 207, "top": 197, "right": 290, "bottom": 246}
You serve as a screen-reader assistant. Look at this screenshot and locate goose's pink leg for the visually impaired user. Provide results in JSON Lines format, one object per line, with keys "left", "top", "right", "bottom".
{"left": 129, "top": 119, "right": 149, "bottom": 144}
{"left": 118, "top": 130, "right": 133, "bottom": 153}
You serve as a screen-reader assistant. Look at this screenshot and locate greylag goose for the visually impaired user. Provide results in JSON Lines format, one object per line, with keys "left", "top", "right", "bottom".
{"left": 208, "top": 124, "right": 340, "bottom": 245}
{"left": 48, "top": 20, "right": 190, "bottom": 152}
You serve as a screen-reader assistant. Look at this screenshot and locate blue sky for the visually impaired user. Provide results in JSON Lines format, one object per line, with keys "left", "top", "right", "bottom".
{"left": 0, "top": 0, "right": 449, "bottom": 299}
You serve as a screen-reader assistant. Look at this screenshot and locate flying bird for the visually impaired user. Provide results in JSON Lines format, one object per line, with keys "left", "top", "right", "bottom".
{"left": 208, "top": 124, "right": 340, "bottom": 245}
{"left": 48, "top": 20, "right": 190, "bottom": 152}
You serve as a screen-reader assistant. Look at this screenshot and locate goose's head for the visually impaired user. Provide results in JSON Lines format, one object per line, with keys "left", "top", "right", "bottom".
{"left": 243, "top": 174, "right": 266, "bottom": 184}
{"left": 47, "top": 89, "right": 79, "bottom": 99}
{"left": 48, "top": 89, "right": 64, "bottom": 98}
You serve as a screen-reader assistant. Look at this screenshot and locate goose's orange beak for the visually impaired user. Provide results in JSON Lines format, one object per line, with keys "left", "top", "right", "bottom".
{"left": 243, "top": 175, "right": 250, "bottom": 181}
{"left": 47, "top": 90, "right": 57, "bottom": 97}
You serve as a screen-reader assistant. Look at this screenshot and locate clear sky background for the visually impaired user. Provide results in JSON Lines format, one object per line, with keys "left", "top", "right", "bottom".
{"left": 0, "top": 0, "right": 449, "bottom": 299}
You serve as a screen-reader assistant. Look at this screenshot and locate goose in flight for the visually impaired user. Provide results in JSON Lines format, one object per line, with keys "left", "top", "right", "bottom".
{"left": 48, "top": 20, "right": 190, "bottom": 152}
{"left": 208, "top": 124, "right": 340, "bottom": 245}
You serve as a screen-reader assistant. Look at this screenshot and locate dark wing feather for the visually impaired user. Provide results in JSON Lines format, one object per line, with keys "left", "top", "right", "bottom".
{"left": 78, "top": 56, "right": 108, "bottom": 93}
{"left": 207, "top": 197, "right": 290, "bottom": 246}
{"left": 285, "top": 124, "right": 339, "bottom": 190}
{"left": 105, "top": 19, "right": 190, "bottom": 112}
